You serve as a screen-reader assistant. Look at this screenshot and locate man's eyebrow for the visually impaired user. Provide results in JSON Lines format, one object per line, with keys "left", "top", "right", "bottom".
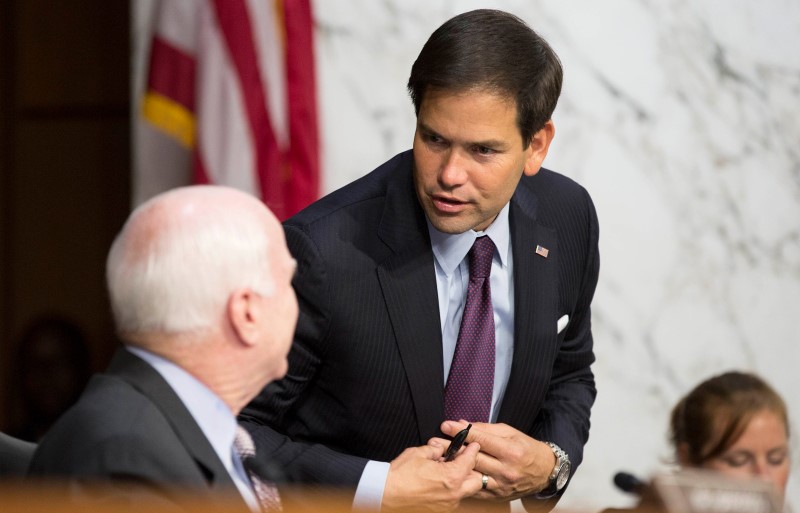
{"left": 417, "top": 122, "right": 507, "bottom": 149}
{"left": 416, "top": 121, "right": 441, "bottom": 136}
{"left": 472, "top": 138, "right": 507, "bottom": 149}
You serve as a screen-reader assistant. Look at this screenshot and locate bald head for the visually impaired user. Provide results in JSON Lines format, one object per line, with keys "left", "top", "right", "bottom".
{"left": 107, "top": 186, "right": 282, "bottom": 337}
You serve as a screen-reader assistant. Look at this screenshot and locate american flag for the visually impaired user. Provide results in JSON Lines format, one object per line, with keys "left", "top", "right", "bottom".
{"left": 139, "top": 0, "right": 319, "bottom": 219}
{"left": 535, "top": 245, "right": 549, "bottom": 258}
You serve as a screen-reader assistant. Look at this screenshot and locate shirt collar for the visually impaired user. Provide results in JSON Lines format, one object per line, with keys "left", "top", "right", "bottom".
{"left": 427, "top": 202, "right": 511, "bottom": 276}
{"left": 125, "top": 345, "right": 238, "bottom": 470}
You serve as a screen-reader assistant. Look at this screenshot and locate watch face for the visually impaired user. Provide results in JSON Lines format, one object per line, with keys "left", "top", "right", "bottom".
{"left": 556, "top": 461, "right": 571, "bottom": 490}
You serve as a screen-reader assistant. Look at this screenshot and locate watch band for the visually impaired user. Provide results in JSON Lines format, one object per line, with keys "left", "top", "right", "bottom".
{"left": 536, "top": 442, "right": 570, "bottom": 498}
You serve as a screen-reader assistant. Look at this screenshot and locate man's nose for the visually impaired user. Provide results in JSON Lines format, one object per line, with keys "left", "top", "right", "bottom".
{"left": 439, "top": 150, "right": 468, "bottom": 187}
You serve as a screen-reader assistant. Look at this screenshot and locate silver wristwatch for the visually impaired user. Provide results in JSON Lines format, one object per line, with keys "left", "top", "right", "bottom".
{"left": 537, "top": 442, "right": 571, "bottom": 498}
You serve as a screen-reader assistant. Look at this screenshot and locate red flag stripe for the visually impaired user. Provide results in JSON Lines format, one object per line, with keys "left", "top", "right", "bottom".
{"left": 211, "top": 0, "right": 285, "bottom": 218}
{"left": 147, "top": 36, "right": 196, "bottom": 111}
{"left": 283, "top": 0, "right": 319, "bottom": 216}
{"left": 192, "top": 148, "right": 211, "bottom": 185}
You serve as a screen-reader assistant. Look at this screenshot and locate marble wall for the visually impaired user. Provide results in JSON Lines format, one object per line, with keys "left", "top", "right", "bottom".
{"left": 135, "top": 0, "right": 800, "bottom": 509}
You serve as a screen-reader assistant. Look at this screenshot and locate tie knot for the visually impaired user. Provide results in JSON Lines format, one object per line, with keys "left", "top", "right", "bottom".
{"left": 234, "top": 425, "right": 256, "bottom": 459}
{"left": 469, "top": 236, "right": 495, "bottom": 279}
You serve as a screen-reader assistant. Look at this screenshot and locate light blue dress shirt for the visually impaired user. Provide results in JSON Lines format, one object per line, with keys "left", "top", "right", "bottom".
{"left": 353, "top": 203, "right": 515, "bottom": 510}
{"left": 126, "top": 346, "right": 260, "bottom": 512}
{"left": 428, "top": 202, "right": 514, "bottom": 422}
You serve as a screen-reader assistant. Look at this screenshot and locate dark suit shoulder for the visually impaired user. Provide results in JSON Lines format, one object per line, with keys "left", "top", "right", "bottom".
{"left": 286, "top": 150, "right": 413, "bottom": 229}
{"left": 524, "top": 167, "right": 592, "bottom": 201}
{"left": 29, "top": 374, "right": 199, "bottom": 481}
{"left": 519, "top": 167, "right": 597, "bottom": 227}
{"left": 38, "top": 374, "right": 163, "bottom": 442}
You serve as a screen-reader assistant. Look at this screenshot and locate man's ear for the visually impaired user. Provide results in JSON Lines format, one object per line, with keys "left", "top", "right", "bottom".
{"left": 523, "top": 120, "right": 555, "bottom": 177}
{"left": 227, "top": 288, "right": 259, "bottom": 347}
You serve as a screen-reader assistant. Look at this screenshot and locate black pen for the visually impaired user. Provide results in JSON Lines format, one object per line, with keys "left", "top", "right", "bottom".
{"left": 444, "top": 423, "right": 471, "bottom": 462}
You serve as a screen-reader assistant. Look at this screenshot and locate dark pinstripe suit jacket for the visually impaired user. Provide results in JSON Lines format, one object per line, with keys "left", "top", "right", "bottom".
{"left": 241, "top": 150, "right": 599, "bottom": 499}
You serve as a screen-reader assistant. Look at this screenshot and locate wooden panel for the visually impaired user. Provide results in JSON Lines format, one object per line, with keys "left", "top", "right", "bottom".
{"left": 0, "top": 0, "right": 130, "bottom": 433}
{"left": 0, "top": 0, "right": 12, "bottom": 424}
{"left": 15, "top": 0, "right": 129, "bottom": 110}
{"left": 9, "top": 117, "right": 129, "bottom": 368}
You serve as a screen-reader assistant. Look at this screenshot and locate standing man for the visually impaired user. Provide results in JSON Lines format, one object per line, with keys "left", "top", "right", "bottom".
{"left": 242, "top": 9, "right": 599, "bottom": 511}
{"left": 29, "top": 186, "right": 298, "bottom": 512}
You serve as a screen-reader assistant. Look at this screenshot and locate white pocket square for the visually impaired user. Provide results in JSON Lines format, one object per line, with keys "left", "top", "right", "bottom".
{"left": 557, "top": 315, "right": 569, "bottom": 334}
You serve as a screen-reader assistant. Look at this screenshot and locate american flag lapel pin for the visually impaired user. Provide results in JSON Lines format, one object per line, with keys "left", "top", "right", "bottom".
{"left": 535, "top": 245, "right": 549, "bottom": 258}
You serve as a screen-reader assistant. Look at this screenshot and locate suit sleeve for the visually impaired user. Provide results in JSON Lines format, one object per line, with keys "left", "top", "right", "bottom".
{"left": 239, "top": 224, "right": 369, "bottom": 491}
{"left": 525, "top": 187, "right": 600, "bottom": 509}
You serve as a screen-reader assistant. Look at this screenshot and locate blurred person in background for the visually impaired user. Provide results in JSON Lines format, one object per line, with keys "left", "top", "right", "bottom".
{"left": 602, "top": 371, "right": 791, "bottom": 513}
{"left": 670, "top": 371, "right": 791, "bottom": 502}
{"left": 8, "top": 315, "right": 92, "bottom": 443}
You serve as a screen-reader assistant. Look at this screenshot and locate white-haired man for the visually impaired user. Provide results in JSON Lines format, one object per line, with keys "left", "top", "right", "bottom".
{"left": 29, "top": 185, "right": 297, "bottom": 512}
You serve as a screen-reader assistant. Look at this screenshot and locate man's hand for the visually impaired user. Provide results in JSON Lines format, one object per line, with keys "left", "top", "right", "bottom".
{"left": 382, "top": 440, "right": 483, "bottom": 511}
{"left": 439, "top": 420, "right": 556, "bottom": 501}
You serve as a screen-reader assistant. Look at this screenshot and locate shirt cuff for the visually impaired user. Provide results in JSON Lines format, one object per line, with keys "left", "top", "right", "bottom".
{"left": 352, "top": 460, "right": 390, "bottom": 511}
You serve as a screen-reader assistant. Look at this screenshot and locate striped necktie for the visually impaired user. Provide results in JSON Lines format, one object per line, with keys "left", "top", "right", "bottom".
{"left": 234, "top": 425, "right": 282, "bottom": 512}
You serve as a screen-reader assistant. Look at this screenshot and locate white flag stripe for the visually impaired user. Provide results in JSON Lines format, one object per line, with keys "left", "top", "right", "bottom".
{"left": 196, "top": 1, "right": 258, "bottom": 195}
{"left": 247, "top": 0, "right": 290, "bottom": 149}
{"left": 153, "top": 0, "right": 198, "bottom": 55}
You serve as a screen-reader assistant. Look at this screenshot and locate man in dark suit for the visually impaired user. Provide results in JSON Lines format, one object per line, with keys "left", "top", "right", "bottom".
{"left": 241, "top": 9, "right": 599, "bottom": 511}
{"left": 29, "top": 186, "right": 299, "bottom": 512}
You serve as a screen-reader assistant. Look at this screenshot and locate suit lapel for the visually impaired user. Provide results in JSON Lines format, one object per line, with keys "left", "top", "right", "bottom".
{"left": 107, "top": 349, "right": 238, "bottom": 494}
{"left": 376, "top": 165, "right": 444, "bottom": 443}
{"left": 497, "top": 184, "right": 559, "bottom": 429}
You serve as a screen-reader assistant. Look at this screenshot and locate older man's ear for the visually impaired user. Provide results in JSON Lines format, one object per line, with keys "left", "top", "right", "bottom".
{"left": 227, "top": 289, "right": 263, "bottom": 347}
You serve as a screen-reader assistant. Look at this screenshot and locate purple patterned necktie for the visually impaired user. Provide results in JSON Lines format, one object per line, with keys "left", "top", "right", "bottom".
{"left": 444, "top": 235, "right": 496, "bottom": 423}
{"left": 234, "top": 425, "right": 283, "bottom": 512}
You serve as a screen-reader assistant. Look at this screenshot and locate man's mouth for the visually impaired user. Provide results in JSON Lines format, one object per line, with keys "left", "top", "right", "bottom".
{"left": 431, "top": 195, "right": 468, "bottom": 213}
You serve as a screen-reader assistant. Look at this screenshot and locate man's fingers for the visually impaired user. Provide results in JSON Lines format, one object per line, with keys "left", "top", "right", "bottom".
{"left": 473, "top": 447, "right": 503, "bottom": 477}
{"left": 428, "top": 436, "right": 451, "bottom": 447}
{"left": 468, "top": 421, "right": 520, "bottom": 437}
{"left": 457, "top": 440, "right": 480, "bottom": 462}
{"left": 441, "top": 420, "right": 470, "bottom": 437}
{"left": 466, "top": 470, "right": 486, "bottom": 495}
{"left": 442, "top": 420, "right": 510, "bottom": 459}
{"left": 446, "top": 440, "right": 480, "bottom": 469}
{"left": 451, "top": 445, "right": 484, "bottom": 495}
{"left": 410, "top": 443, "right": 446, "bottom": 461}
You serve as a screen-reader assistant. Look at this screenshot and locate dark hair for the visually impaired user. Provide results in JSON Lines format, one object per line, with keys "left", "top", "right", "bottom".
{"left": 669, "top": 371, "right": 789, "bottom": 466}
{"left": 407, "top": 9, "right": 563, "bottom": 146}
